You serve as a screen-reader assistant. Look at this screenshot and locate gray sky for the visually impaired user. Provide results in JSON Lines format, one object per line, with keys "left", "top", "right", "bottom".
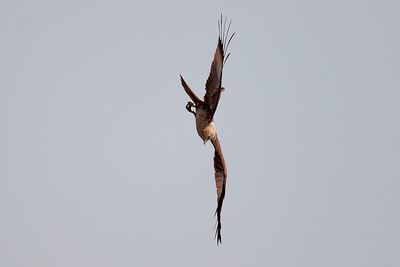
{"left": 1, "top": 0, "right": 399, "bottom": 266}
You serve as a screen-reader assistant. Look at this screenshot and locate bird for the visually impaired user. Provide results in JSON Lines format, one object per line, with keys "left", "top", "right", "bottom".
{"left": 180, "top": 15, "right": 235, "bottom": 245}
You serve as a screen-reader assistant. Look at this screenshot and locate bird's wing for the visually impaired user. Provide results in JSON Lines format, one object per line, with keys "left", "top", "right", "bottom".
{"left": 180, "top": 75, "right": 201, "bottom": 105}
{"left": 204, "top": 16, "right": 235, "bottom": 121}
{"left": 211, "top": 134, "right": 227, "bottom": 244}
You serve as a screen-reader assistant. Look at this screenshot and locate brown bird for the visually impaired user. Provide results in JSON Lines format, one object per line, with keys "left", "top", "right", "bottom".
{"left": 180, "top": 16, "right": 235, "bottom": 244}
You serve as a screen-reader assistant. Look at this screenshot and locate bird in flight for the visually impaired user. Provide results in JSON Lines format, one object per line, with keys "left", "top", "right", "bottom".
{"left": 180, "top": 15, "right": 235, "bottom": 244}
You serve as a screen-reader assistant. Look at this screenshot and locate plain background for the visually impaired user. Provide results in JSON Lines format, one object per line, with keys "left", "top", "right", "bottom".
{"left": 1, "top": 0, "right": 399, "bottom": 266}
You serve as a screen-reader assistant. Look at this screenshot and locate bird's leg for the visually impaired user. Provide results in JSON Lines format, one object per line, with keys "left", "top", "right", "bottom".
{"left": 186, "top": 101, "right": 196, "bottom": 116}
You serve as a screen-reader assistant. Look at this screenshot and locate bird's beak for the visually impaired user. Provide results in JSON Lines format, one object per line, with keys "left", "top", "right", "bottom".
{"left": 203, "top": 140, "right": 207, "bottom": 145}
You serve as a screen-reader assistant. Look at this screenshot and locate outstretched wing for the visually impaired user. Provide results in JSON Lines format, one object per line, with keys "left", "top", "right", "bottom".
{"left": 211, "top": 134, "right": 227, "bottom": 244}
{"left": 180, "top": 75, "right": 201, "bottom": 105}
{"left": 204, "top": 15, "right": 235, "bottom": 121}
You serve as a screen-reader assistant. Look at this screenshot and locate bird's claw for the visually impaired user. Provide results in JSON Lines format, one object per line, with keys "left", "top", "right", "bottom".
{"left": 186, "top": 102, "right": 196, "bottom": 116}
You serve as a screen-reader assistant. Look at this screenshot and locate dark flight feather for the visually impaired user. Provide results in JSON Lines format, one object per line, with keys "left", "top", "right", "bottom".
{"left": 204, "top": 16, "right": 235, "bottom": 121}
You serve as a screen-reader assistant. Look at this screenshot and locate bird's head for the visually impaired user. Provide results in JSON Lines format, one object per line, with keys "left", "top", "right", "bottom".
{"left": 201, "top": 125, "right": 216, "bottom": 145}
{"left": 203, "top": 135, "right": 211, "bottom": 145}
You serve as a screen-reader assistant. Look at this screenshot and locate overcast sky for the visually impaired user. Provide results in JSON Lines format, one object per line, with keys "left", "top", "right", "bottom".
{"left": 1, "top": 0, "right": 399, "bottom": 266}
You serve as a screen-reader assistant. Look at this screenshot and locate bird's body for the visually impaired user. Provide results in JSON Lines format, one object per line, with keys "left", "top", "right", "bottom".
{"left": 195, "top": 105, "right": 216, "bottom": 142}
{"left": 180, "top": 15, "right": 234, "bottom": 244}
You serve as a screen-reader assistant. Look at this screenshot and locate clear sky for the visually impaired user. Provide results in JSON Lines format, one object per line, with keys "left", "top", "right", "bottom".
{"left": 1, "top": 0, "right": 399, "bottom": 266}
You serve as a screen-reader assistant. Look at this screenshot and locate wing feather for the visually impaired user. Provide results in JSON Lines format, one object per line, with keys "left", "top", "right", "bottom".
{"left": 204, "top": 16, "right": 235, "bottom": 121}
{"left": 180, "top": 75, "right": 201, "bottom": 105}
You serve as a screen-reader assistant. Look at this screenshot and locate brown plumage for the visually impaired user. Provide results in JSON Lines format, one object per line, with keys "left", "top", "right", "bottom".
{"left": 180, "top": 15, "right": 234, "bottom": 244}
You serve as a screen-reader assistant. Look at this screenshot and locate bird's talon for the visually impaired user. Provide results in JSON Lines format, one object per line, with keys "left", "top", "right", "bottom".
{"left": 186, "top": 102, "right": 196, "bottom": 115}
